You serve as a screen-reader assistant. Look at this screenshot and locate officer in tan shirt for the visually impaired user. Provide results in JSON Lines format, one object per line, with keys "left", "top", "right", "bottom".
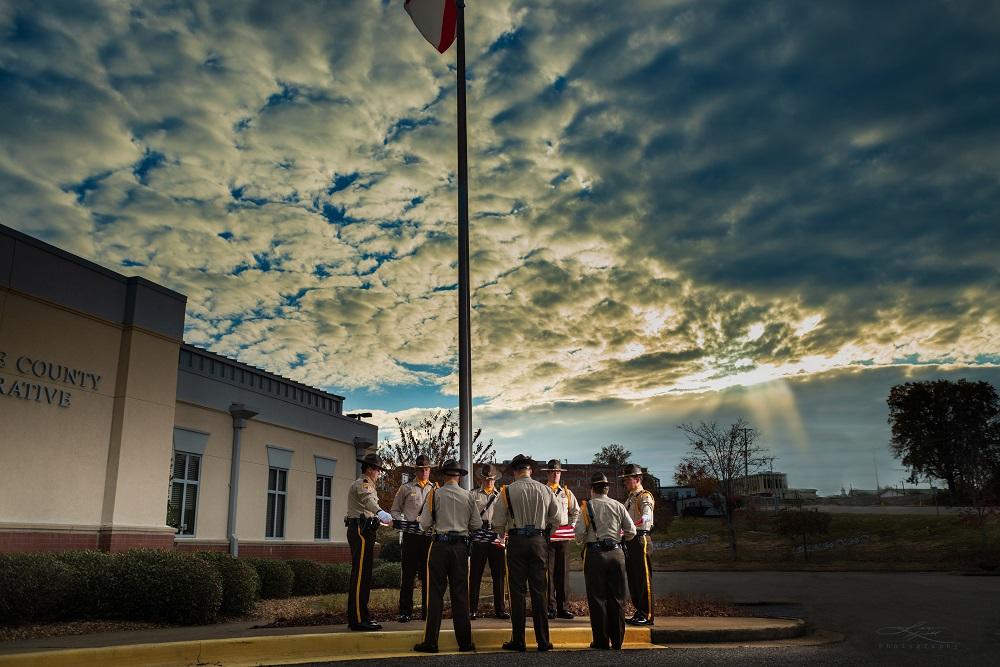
{"left": 469, "top": 463, "right": 508, "bottom": 620}
{"left": 491, "top": 454, "right": 561, "bottom": 652}
{"left": 345, "top": 453, "right": 393, "bottom": 631}
{"left": 413, "top": 459, "right": 481, "bottom": 654}
{"left": 390, "top": 454, "right": 437, "bottom": 622}
{"left": 620, "top": 463, "right": 655, "bottom": 626}
{"left": 541, "top": 459, "right": 580, "bottom": 619}
{"left": 576, "top": 472, "right": 636, "bottom": 650}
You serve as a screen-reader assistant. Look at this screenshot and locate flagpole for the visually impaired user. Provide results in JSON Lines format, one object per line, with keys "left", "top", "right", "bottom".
{"left": 456, "top": 0, "right": 473, "bottom": 490}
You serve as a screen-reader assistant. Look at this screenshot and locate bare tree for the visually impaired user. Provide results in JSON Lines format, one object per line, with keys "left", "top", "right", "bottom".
{"left": 677, "top": 418, "right": 770, "bottom": 559}
{"left": 377, "top": 410, "right": 495, "bottom": 505}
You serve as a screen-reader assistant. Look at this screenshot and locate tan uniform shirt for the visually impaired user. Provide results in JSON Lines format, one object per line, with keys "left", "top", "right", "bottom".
{"left": 548, "top": 483, "right": 581, "bottom": 526}
{"left": 575, "top": 494, "right": 636, "bottom": 543}
{"left": 419, "top": 483, "right": 482, "bottom": 535}
{"left": 492, "top": 475, "right": 561, "bottom": 534}
{"left": 346, "top": 476, "right": 383, "bottom": 518}
{"left": 472, "top": 485, "right": 502, "bottom": 523}
{"left": 390, "top": 479, "right": 437, "bottom": 521}
{"left": 625, "top": 486, "right": 655, "bottom": 530}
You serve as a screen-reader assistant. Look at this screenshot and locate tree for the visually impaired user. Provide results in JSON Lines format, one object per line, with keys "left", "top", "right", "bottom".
{"left": 888, "top": 380, "right": 1000, "bottom": 499}
{"left": 677, "top": 418, "right": 770, "bottom": 559}
{"left": 377, "top": 410, "right": 495, "bottom": 506}
{"left": 593, "top": 443, "right": 632, "bottom": 466}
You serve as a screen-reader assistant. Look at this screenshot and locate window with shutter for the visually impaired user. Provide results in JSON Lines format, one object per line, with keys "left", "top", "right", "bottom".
{"left": 266, "top": 466, "right": 288, "bottom": 538}
{"left": 315, "top": 475, "right": 332, "bottom": 540}
{"left": 167, "top": 451, "right": 201, "bottom": 536}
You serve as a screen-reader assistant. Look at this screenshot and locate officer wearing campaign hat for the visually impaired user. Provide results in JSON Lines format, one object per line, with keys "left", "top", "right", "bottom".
{"left": 469, "top": 463, "right": 509, "bottom": 620}
{"left": 390, "top": 453, "right": 438, "bottom": 622}
{"left": 413, "top": 459, "right": 481, "bottom": 654}
{"left": 540, "top": 459, "right": 580, "bottom": 619}
{"left": 576, "top": 472, "right": 636, "bottom": 650}
{"left": 491, "top": 454, "right": 561, "bottom": 652}
{"left": 619, "top": 463, "right": 655, "bottom": 626}
{"left": 345, "top": 453, "right": 393, "bottom": 631}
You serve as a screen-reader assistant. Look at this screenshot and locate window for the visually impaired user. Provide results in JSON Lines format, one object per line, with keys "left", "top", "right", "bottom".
{"left": 266, "top": 467, "right": 288, "bottom": 538}
{"left": 315, "top": 475, "right": 332, "bottom": 540}
{"left": 169, "top": 451, "right": 200, "bottom": 536}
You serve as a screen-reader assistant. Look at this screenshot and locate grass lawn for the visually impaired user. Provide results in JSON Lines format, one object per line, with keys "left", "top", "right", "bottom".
{"left": 568, "top": 513, "right": 1000, "bottom": 571}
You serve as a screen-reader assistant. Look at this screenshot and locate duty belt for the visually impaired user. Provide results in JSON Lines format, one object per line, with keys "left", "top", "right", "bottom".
{"left": 345, "top": 517, "right": 379, "bottom": 531}
{"left": 508, "top": 527, "right": 546, "bottom": 537}
{"left": 635, "top": 529, "right": 650, "bottom": 537}
{"left": 587, "top": 540, "right": 622, "bottom": 551}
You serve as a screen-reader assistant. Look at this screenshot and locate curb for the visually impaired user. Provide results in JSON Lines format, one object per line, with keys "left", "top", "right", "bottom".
{"left": 650, "top": 617, "right": 809, "bottom": 644}
{"left": 0, "top": 619, "right": 807, "bottom": 667}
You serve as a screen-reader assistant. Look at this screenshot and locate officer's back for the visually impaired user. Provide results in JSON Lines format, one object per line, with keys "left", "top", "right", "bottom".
{"left": 493, "top": 474, "right": 560, "bottom": 534}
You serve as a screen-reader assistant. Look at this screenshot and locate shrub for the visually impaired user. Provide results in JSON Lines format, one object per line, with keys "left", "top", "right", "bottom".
{"left": 0, "top": 553, "right": 75, "bottom": 624}
{"left": 246, "top": 558, "right": 294, "bottom": 599}
{"left": 196, "top": 552, "right": 260, "bottom": 615}
{"left": 112, "top": 549, "right": 223, "bottom": 624}
{"left": 377, "top": 536, "right": 402, "bottom": 562}
{"left": 371, "top": 561, "right": 401, "bottom": 589}
{"left": 55, "top": 550, "right": 116, "bottom": 618}
{"left": 321, "top": 563, "right": 352, "bottom": 594}
{"left": 287, "top": 559, "right": 324, "bottom": 596}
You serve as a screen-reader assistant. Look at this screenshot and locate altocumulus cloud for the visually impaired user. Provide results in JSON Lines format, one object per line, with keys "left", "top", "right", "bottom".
{"left": 1, "top": 1, "right": 999, "bottom": 478}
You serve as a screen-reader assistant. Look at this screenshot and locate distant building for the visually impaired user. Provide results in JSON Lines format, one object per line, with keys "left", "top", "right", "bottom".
{"left": 499, "top": 461, "right": 661, "bottom": 504}
{"left": 735, "top": 472, "right": 788, "bottom": 496}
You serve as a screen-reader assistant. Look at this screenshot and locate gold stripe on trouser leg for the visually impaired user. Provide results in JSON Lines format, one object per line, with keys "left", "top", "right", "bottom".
{"left": 504, "top": 545, "right": 511, "bottom": 640}
{"left": 642, "top": 536, "right": 653, "bottom": 619}
{"left": 422, "top": 541, "right": 434, "bottom": 643}
{"left": 355, "top": 525, "right": 365, "bottom": 624}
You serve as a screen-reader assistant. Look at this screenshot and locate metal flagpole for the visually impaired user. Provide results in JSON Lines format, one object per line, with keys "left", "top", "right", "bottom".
{"left": 456, "top": 0, "right": 472, "bottom": 490}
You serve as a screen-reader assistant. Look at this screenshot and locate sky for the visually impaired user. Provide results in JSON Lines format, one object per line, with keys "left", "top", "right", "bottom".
{"left": 1, "top": 1, "right": 998, "bottom": 495}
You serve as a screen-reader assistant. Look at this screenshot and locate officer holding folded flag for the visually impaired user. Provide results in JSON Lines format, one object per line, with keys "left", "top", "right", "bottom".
{"left": 491, "top": 454, "right": 561, "bottom": 652}
{"left": 345, "top": 453, "right": 393, "bottom": 631}
{"left": 541, "top": 459, "right": 580, "bottom": 620}
{"left": 620, "top": 463, "right": 656, "bottom": 626}
{"left": 576, "top": 472, "right": 636, "bottom": 650}
{"left": 469, "top": 463, "right": 509, "bottom": 620}
{"left": 413, "top": 459, "right": 481, "bottom": 654}
{"left": 390, "top": 454, "right": 437, "bottom": 622}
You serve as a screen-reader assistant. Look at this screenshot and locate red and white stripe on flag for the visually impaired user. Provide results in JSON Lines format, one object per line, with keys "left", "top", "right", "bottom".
{"left": 550, "top": 524, "right": 576, "bottom": 542}
{"left": 404, "top": 0, "right": 457, "bottom": 53}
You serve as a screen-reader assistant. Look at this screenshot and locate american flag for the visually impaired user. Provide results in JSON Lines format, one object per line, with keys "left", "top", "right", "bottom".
{"left": 549, "top": 524, "right": 576, "bottom": 541}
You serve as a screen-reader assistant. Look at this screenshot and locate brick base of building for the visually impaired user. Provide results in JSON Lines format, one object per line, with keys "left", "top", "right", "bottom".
{"left": 0, "top": 527, "right": 175, "bottom": 553}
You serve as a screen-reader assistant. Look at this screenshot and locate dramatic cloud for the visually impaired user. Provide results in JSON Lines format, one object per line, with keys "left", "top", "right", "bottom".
{"left": 2, "top": 1, "right": 998, "bottom": 488}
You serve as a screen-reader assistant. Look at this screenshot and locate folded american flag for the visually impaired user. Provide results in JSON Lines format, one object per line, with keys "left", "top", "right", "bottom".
{"left": 549, "top": 524, "right": 576, "bottom": 541}
{"left": 470, "top": 526, "right": 502, "bottom": 546}
{"left": 392, "top": 519, "right": 431, "bottom": 535}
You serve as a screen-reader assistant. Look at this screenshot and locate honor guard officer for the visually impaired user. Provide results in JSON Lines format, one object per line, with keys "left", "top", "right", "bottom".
{"left": 469, "top": 463, "right": 509, "bottom": 620}
{"left": 491, "top": 454, "right": 561, "bottom": 652}
{"left": 620, "top": 463, "right": 655, "bottom": 626}
{"left": 345, "top": 453, "right": 393, "bottom": 631}
{"left": 541, "top": 459, "right": 580, "bottom": 620}
{"left": 412, "top": 459, "right": 481, "bottom": 654}
{"left": 576, "top": 473, "right": 636, "bottom": 650}
{"left": 390, "top": 454, "right": 437, "bottom": 622}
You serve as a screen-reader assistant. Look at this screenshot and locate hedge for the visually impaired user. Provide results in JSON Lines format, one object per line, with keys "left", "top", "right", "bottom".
{"left": 321, "top": 563, "right": 352, "bottom": 594}
{"left": 371, "top": 561, "right": 402, "bottom": 589}
{"left": 377, "top": 536, "right": 402, "bottom": 562}
{"left": 245, "top": 558, "right": 295, "bottom": 599}
{"left": 55, "top": 550, "right": 116, "bottom": 619}
{"left": 195, "top": 552, "right": 261, "bottom": 615}
{"left": 112, "top": 549, "right": 223, "bottom": 624}
{"left": 0, "top": 553, "right": 75, "bottom": 624}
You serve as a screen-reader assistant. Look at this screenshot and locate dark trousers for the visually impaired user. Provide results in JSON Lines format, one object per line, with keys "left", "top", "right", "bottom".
{"left": 470, "top": 541, "right": 507, "bottom": 614}
{"left": 421, "top": 541, "right": 473, "bottom": 649}
{"left": 624, "top": 533, "right": 654, "bottom": 620}
{"left": 346, "top": 523, "right": 377, "bottom": 625}
{"left": 399, "top": 532, "right": 431, "bottom": 617}
{"left": 506, "top": 534, "right": 550, "bottom": 647}
{"left": 546, "top": 539, "right": 571, "bottom": 613}
{"left": 583, "top": 546, "right": 627, "bottom": 649}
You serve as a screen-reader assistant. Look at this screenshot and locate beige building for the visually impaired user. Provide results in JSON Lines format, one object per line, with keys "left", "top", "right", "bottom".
{"left": 0, "top": 224, "right": 376, "bottom": 561}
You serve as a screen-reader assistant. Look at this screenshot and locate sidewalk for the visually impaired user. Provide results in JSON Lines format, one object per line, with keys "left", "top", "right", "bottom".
{"left": 0, "top": 615, "right": 814, "bottom": 666}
